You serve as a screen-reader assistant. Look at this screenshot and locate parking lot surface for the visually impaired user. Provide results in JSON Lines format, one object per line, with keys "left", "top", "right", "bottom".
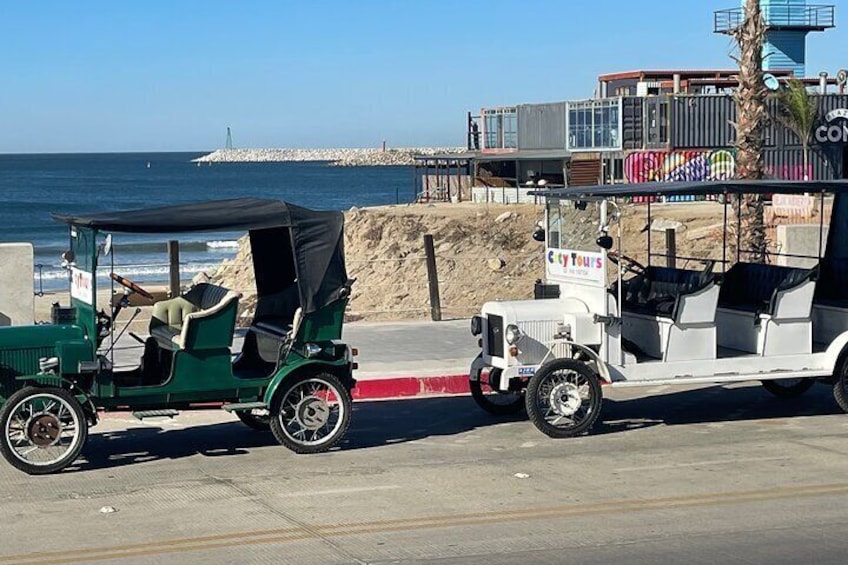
{"left": 3, "top": 380, "right": 848, "bottom": 564}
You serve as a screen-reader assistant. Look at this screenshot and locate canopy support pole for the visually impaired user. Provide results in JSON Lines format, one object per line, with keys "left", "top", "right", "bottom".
{"left": 819, "top": 190, "right": 826, "bottom": 260}
{"left": 722, "top": 193, "right": 728, "bottom": 272}
{"left": 736, "top": 196, "right": 742, "bottom": 263}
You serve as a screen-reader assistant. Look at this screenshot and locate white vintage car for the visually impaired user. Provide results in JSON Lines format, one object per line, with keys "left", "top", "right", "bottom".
{"left": 469, "top": 180, "right": 848, "bottom": 438}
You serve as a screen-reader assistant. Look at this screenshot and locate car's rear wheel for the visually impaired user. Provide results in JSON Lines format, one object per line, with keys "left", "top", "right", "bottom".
{"left": 761, "top": 378, "right": 815, "bottom": 399}
{"left": 470, "top": 368, "right": 525, "bottom": 416}
{"left": 526, "top": 359, "right": 602, "bottom": 438}
{"left": 833, "top": 355, "right": 848, "bottom": 413}
{"left": 0, "top": 386, "right": 89, "bottom": 475}
{"left": 236, "top": 409, "right": 271, "bottom": 431}
{"left": 270, "top": 373, "right": 352, "bottom": 454}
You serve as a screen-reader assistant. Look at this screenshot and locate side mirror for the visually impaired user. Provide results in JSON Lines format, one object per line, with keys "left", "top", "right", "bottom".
{"left": 532, "top": 226, "right": 546, "bottom": 242}
{"left": 596, "top": 235, "right": 614, "bottom": 250}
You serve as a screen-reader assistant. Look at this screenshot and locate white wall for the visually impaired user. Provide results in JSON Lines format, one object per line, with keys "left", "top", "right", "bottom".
{"left": 0, "top": 243, "right": 34, "bottom": 325}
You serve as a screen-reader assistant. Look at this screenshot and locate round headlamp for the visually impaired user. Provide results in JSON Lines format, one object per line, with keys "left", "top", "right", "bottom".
{"left": 505, "top": 324, "right": 522, "bottom": 345}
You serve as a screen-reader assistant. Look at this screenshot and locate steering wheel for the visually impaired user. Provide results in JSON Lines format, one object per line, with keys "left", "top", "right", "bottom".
{"left": 110, "top": 272, "right": 154, "bottom": 300}
{"left": 607, "top": 251, "right": 647, "bottom": 275}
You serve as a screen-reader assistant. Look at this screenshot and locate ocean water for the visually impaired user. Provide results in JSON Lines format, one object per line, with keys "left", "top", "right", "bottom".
{"left": 0, "top": 153, "right": 412, "bottom": 292}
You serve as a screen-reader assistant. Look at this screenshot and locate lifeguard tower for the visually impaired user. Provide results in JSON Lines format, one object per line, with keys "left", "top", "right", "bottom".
{"left": 714, "top": 0, "right": 835, "bottom": 77}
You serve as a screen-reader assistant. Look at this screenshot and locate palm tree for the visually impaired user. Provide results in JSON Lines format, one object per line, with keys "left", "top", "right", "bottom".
{"left": 777, "top": 79, "right": 819, "bottom": 181}
{"left": 729, "top": 0, "right": 768, "bottom": 262}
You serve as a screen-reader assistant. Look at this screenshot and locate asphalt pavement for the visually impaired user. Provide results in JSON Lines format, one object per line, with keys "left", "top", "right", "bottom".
{"left": 3, "top": 372, "right": 848, "bottom": 564}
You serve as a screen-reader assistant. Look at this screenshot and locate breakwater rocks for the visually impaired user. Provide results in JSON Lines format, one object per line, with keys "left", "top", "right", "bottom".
{"left": 191, "top": 147, "right": 466, "bottom": 167}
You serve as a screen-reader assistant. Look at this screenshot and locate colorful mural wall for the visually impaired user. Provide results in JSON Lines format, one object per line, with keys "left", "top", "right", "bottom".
{"left": 624, "top": 150, "right": 737, "bottom": 183}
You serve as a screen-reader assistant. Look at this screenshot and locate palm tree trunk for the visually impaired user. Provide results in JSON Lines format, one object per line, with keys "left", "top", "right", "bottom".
{"left": 731, "top": 0, "right": 768, "bottom": 262}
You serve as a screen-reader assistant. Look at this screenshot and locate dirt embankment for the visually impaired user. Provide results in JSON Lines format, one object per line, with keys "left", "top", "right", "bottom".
{"left": 212, "top": 201, "right": 728, "bottom": 324}
{"left": 213, "top": 203, "right": 547, "bottom": 323}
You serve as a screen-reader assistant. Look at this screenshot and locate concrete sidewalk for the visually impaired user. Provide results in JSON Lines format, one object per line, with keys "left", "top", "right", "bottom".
{"left": 110, "top": 318, "right": 477, "bottom": 400}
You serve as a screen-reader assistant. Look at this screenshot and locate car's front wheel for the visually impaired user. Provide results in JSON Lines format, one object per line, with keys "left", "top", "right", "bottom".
{"left": 525, "top": 359, "right": 602, "bottom": 438}
{"left": 0, "top": 386, "right": 89, "bottom": 475}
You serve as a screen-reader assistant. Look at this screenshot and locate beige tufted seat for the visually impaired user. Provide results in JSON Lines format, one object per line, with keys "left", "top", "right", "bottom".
{"left": 149, "top": 283, "right": 241, "bottom": 351}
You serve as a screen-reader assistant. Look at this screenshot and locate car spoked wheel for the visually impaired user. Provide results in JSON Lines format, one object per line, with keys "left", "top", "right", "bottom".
{"left": 762, "top": 378, "right": 815, "bottom": 399}
{"left": 0, "top": 387, "right": 89, "bottom": 475}
{"left": 270, "top": 373, "right": 352, "bottom": 454}
{"left": 833, "top": 355, "right": 848, "bottom": 413}
{"left": 470, "top": 368, "right": 525, "bottom": 416}
{"left": 525, "top": 359, "right": 602, "bottom": 438}
{"left": 236, "top": 408, "right": 271, "bottom": 431}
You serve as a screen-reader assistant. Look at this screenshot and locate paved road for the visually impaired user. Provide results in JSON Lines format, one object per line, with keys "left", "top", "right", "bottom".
{"left": 2, "top": 380, "right": 848, "bottom": 564}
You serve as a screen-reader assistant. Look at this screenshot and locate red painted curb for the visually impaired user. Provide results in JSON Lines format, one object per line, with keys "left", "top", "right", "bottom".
{"left": 352, "top": 374, "right": 469, "bottom": 400}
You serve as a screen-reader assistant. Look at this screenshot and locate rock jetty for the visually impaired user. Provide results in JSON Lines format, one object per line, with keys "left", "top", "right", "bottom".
{"left": 191, "top": 147, "right": 466, "bottom": 167}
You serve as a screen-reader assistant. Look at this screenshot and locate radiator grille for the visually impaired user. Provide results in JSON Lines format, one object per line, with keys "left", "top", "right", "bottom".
{"left": 0, "top": 346, "right": 54, "bottom": 400}
{"left": 516, "top": 320, "right": 561, "bottom": 365}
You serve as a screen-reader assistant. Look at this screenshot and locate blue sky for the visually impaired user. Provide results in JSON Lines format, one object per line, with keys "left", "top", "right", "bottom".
{"left": 1, "top": 0, "right": 845, "bottom": 153}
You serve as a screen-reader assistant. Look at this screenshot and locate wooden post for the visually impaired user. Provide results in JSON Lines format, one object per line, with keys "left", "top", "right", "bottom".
{"left": 423, "top": 234, "right": 442, "bottom": 321}
{"left": 456, "top": 160, "right": 463, "bottom": 202}
{"left": 168, "top": 240, "right": 180, "bottom": 297}
{"left": 665, "top": 228, "right": 676, "bottom": 268}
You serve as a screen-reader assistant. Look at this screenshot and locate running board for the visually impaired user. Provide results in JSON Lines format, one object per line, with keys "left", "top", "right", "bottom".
{"left": 609, "top": 370, "right": 832, "bottom": 388}
{"left": 132, "top": 409, "right": 180, "bottom": 420}
{"left": 222, "top": 402, "right": 267, "bottom": 413}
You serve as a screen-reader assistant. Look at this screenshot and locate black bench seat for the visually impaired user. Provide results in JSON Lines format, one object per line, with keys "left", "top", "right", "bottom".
{"left": 250, "top": 318, "right": 292, "bottom": 340}
{"left": 621, "top": 266, "right": 714, "bottom": 319}
{"left": 718, "top": 262, "right": 816, "bottom": 317}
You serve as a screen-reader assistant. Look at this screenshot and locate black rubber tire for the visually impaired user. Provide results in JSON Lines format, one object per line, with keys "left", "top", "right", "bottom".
{"left": 761, "top": 379, "right": 815, "bottom": 399}
{"left": 270, "top": 372, "right": 352, "bottom": 454}
{"left": 0, "top": 386, "right": 89, "bottom": 475}
{"left": 833, "top": 355, "right": 848, "bottom": 413}
{"left": 525, "top": 359, "right": 602, "bottom": 439}
{"left": 236, "top": 409, "right": 271, "bottom": 431}
{"left": 470, "top": 368, "right": 525, "bottom": 416}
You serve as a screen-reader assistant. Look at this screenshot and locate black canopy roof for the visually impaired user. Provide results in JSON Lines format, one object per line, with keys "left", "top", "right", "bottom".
{"left": 52, "top": 197, "right": 314, "bottom": 233}
{"left": 530, "top": 180, "right": 848, "bottom": 200}
{"left": 53, "top": 198, "right": 349, "bottom": 314}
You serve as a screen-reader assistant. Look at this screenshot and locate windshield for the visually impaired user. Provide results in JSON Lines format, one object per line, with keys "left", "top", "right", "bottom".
{"left": 546, "top": 198, "right": 601, "bottom": 252}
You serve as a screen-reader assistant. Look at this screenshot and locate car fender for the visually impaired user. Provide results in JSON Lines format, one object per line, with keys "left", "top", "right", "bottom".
{"left": 549, "top": 340, "right": 612, "bottom": 383}
{"left": 469, "top": 353, "right": 487, "bottom": 382}
{"left": 824, "top": 331, "right": 848, "bottom": 375}
{"left": 12, "top": 374, "right": 99, "bottom": 425}
{"left": 262, "top": 356, "right": 352, "bottom": 406}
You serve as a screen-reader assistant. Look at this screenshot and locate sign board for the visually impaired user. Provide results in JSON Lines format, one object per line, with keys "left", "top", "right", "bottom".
{"left": 546, "top": 248, "right": 605, "bottom": 284}
{"left": 816, "top": 108, "right": 848, "bottom": 144}
{"left": 772, "top": 194, "right": 816, "bottom": 218}
{"left": 70, "top": 267, "right": 93, "bottom": 305}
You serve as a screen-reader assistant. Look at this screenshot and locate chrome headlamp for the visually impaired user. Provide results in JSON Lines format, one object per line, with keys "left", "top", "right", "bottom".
{"left": 505, "top": 324, "right": 522, "bottom": 345}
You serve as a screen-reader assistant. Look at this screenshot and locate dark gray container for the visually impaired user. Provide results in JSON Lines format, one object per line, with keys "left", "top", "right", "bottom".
{"left": 517, "top": 102, "right": 567, "bottom": 150}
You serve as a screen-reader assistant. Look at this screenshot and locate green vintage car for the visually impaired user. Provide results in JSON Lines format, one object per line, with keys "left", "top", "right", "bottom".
{"left": 0, "top": 198, "right": 357, "bottom": 474}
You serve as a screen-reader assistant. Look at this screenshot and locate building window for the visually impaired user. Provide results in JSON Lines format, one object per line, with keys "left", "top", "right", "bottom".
{"left": 482, "top": 107, "right": 517, "bottom": 150}
{"left": 567, "top": 99, "right": 622, "bottom": 152}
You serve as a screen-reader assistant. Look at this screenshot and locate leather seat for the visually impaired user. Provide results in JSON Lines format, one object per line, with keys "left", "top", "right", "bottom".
{"left": 718, "top": 263, "right": 816, "bottom": 316}
{"left": 149, "top": 283, "right": 241, "bottom": 350}
{"left": 621, "top": 266, "right": 714, "bottom": 319}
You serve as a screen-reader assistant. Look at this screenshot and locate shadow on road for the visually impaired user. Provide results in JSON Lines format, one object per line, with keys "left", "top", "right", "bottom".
{"left": 73, "top": 383, "right": 843, "bottom": 472}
